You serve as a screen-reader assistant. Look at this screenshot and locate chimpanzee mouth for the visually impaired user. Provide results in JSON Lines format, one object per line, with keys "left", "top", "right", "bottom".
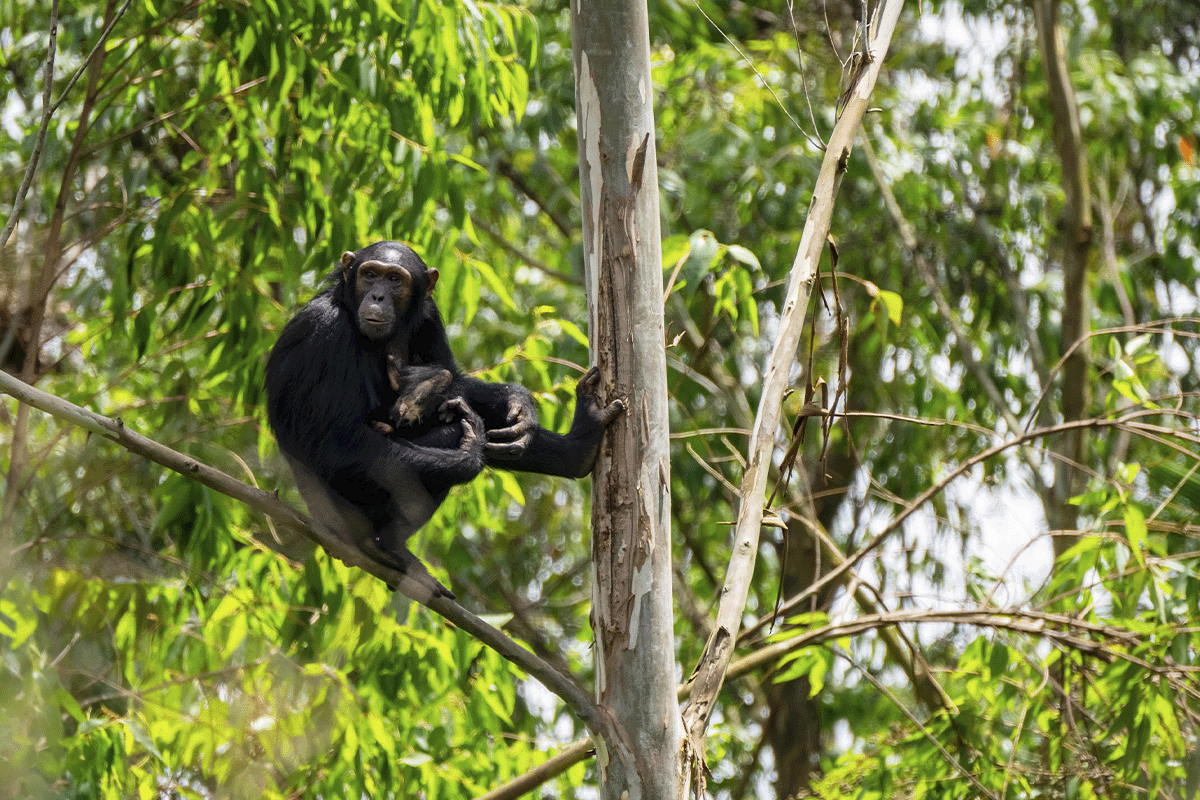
{"left": 360, "top": 320, "right": 392, "bottom": 340}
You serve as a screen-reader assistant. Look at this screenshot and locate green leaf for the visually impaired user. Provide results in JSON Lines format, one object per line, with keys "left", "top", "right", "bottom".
{"left": 1124, "top": 505, "right": 1147, "bottom": 564}
{"left": 873, "top": 290, "right": 903, "bottom": 326}
{"left": 495, "top": 470, "right": 525, "bottom": 505}
{"left": 0, "top": 598, "right": 37, "bottom": 646}
{"left": 661, "top": 233, "right": 691, "bottom": 268}
{"left": 726, "top": 244, "right": 760, "bottom": 270}
{"left": 56, "top": 688, "right": 86, "bottom": 723}
{"left": 132, "top": 305, "right": 157, "bottom": 359}
{"left": 222, "top": 611, "right": 248, "bottom": 659}
{"left": 558, "top": 319, "right": 590, "bottom": 347}
{"left": 989, "top": 644, "right": 1009, "bottom": 678}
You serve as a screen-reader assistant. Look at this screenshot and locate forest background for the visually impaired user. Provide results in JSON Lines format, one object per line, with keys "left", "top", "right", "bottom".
{"left": 1, "top": 0, "right": 1198, "bottom": 797}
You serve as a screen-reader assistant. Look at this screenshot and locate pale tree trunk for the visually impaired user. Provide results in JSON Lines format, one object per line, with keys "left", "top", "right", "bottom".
{"left": 1033, "top": 0, "right": 1093, "bottom": 560}
{"left": 570, "top": 1, "right": 682, "bottom": 799}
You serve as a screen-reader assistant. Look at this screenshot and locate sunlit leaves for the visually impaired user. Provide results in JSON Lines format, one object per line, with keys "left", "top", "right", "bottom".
{"left": 1, "top": 0, "right": 565, "bottom": 795}
{"left": 663, "top": 229, "right": 762, "bottom": 334}
{"left": 7, "top": 0, "right": 1200, "bottom": 796}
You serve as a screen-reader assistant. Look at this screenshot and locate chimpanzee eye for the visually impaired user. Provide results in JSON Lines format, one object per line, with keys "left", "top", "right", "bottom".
{"left": 389, "top": 273, "right": 402, "bottom": 282}
{"left": 362, "top": 269, "right": 376, "bottom": 280}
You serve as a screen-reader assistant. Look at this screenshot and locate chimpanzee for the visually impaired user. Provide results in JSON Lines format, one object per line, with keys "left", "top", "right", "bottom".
{"left": 368, "top": 243, "right": 624, "bottom": 476}
{"left": 368, "top": 358, "right": 455, "bottom": 436}
{"left": 266, "top": 241, "right": 624, "bottom": 599}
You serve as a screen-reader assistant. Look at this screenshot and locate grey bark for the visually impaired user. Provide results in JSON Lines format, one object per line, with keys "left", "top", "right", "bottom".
{"left": 571, "top": 0, "right": 682, "bottom": 797}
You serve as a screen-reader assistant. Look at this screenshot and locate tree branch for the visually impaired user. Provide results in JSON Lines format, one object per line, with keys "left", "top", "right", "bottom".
{"left": 860, "top": 134, "right": 1049, "bottom": 498}
{"left": 0, "top": 368, "right": 609, "bottom": 740}
{"left": 679, "top": 0, "right": 907, "bottom": 770}
{"left": 481, "top": 595, "right": 1193, "bottom": 800}
{"left": 749, "top": 408, "right": 1164, "bottom": 631}
{"left": 0, "top": 0, "right": 60, "bottom": 251}
{"left": 1033, "top": 0, "right": 1094, "bottom": 557}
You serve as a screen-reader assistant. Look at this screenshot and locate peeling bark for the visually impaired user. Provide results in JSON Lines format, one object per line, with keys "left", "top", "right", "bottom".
{"left": 572, "top": 0, "right": 682, "bottom": 797}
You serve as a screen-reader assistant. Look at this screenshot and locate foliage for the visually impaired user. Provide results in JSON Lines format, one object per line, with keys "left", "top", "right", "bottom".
{"left": 1, "top": 0, "right": 1198, "bottom": 797}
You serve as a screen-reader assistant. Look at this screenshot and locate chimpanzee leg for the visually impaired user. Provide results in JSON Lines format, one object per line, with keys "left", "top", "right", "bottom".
{"left": 286, "top": 453, "right": 446, "bottom": 597}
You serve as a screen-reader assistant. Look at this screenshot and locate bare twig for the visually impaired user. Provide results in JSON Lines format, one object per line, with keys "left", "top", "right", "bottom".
{"left": 481, "top": 598, "right": 1195, "bottom": 799}
{"left": 860, "top": 134, "right": 1049, "bottom": 494}
{"left": 1, "top": 0, "right": 137, "bottom": 250}
{"left": 1, "top": 0, "right": 59, "bottom": 250}
{"left": 474, "top": 740, "right": 594, "bottom": 800}
{"left": 837, "top": 651, "right": 1001, "bottom": 800}
{"left": 747, "top": 407, "right": 1182, "bottom": 634}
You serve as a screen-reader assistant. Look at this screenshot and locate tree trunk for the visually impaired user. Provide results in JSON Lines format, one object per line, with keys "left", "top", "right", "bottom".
{"left": 571, "top": 1, "right": 681, "bottom": 798}
{"left": 1033, "top": 0, "right": 1093, "bottom": 560}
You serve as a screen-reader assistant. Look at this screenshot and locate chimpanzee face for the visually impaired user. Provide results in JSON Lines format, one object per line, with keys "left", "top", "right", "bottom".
{"left": 339, "top": 243, "right": 438, "bottom": 342}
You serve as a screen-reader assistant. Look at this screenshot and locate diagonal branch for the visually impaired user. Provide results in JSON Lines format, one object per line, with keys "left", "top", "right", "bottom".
{"left": 0, "top": 368, "right": 608, "bottom": 740}
{"left": 0, "top": 0, "right": 59, "bottom": 252}
{"left": 748, "top": 408, "right": 1168, "bottom": 633}
{"left": 860, "top": 134, "right": 1049, "bottom": 496}
{"left": 679, "top": 0, "right": 907, "bottom": 774}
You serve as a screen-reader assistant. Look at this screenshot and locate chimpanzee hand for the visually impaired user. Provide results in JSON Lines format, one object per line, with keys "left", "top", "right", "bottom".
{"left": 440, "top": 397, "right": 486, "bottom": 456}
{"left": 573, "top": 366, "right": 625, "bottom": 429}
{"left": 484, "top": 385, "right": 539, "bottom": 460}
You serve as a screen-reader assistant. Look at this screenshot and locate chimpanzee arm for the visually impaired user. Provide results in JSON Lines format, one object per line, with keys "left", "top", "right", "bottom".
{"left": 371, "top": 398, "right": 485, "bottom": 494}
{"left": 451, "top": 375, "right": 540, "bottom": 457}
{"left": 406, "top": 292, "right": 623, "bottom": 471}
{"left": 268, "top": 296, "right": 481, "bottom": 516}
{"left": 481, "top": 368, "right": 624, "bottom": 478}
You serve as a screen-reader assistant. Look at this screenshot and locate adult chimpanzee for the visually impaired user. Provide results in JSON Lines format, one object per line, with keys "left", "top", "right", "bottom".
{"left": 266, "top": 241, "right": 623, "bottom": 599}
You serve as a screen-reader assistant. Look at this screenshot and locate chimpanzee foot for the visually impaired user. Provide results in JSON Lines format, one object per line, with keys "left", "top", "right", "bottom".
{"left": 364, "top": 539, "right": 455, "bottom": 601}
{"left": 395, "top": 569, "right": 455, "bottom": 603}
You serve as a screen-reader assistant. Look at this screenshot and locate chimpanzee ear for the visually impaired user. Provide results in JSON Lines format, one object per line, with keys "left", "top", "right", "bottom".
{"left": 426, "top": 268, "right": 439, "bottom": 295}
{"left": 340, "top": 251, "right": 356, "bottom": 277}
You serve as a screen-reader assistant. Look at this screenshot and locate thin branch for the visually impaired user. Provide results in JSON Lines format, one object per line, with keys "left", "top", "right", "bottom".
{"left": 784, "top": 0, "right": 825, "bottom": 147}
{"left": 691, "top": 0, "right": 818, "bottom": 150}
{"left": 731, "top": 607, "right": 1194, "bottom": 690}
{"left": 1, "top": 0, "right": 138, "bottom": 250}
{"left": 474, "top": 740, "right": 594, "bottom": 800}
{"left": 494, "top": 157, "right": 573, "bottom": 240}
{"left": 778, "top": 511, "right": 957, "bottom": 711}
{"left": 469, "top": 214, "right": 580, "bottom": 286}
{"left": 747, "top": 408, "right": 1181, "bottom": 635}
{"left": 837, "top": 650, "right": 1001, "bottom": 800}
{"left": 481, "top": 598, "right": 1195, "bottom": 799}
{"left": 0, "top": 0, "right": 60, "bottom": 251}
{"left": 0, "top": 368, "right": 610, "bottom": 739}
{"left": 860, "top": 133, "right": 1047, "bottom": 497}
